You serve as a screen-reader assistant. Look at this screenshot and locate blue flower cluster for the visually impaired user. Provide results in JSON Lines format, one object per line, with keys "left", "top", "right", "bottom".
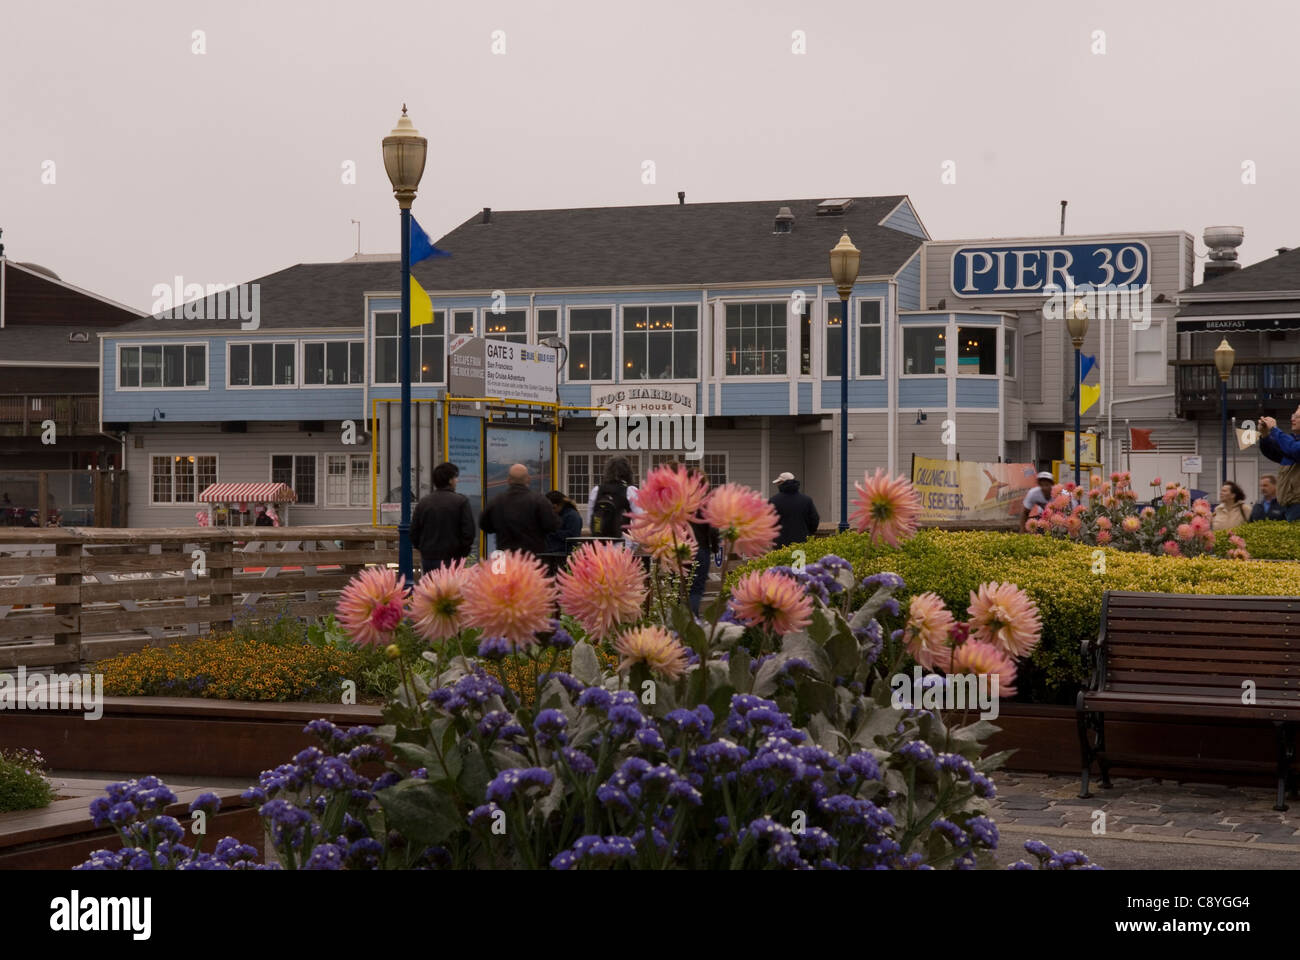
{"left": 1008, "top": 839, "right": 1102, "bottom": 870}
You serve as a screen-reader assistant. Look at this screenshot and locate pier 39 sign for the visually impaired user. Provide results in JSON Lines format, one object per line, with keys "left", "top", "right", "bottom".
{"left": 951, "top": 241, "right": 1151, "bottom": 297}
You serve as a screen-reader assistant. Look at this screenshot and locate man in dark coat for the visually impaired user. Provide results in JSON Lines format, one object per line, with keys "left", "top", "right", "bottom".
{"left": 410, "top": 461, "right": 476, "bottom": 573}
{"left": 768, "top": 472, "right": 821, "bottom": 547}
{"left": 1260, "top": 406, "right": 1300, "bottom": 521}
{"left": 1250, "top": 474, "right": 1286, "bottom": 522}
{"left": 479, "top": 463, "right": 558, "bottom": 557}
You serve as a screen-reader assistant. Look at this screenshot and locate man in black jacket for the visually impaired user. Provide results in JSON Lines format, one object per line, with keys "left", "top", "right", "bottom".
{"left": 480, "top": 463, "right": 558, "bottom": 557}
{"left": 769, "top": 472, "right": 821, "bottom": 547}
{"left": 410, "top": 462, "right": 476, "bottom": 574}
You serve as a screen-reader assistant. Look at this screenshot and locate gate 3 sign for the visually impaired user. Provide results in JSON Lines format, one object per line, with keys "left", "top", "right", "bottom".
{"left": 951, "top": 241, "right": 1151, "bottom": 297}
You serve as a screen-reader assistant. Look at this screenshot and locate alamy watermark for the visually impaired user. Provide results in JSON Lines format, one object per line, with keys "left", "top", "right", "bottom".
{"left": 1041, "top": 281, "right": 1152, "bottom": 330}
{"left": 150, "top": 276, "right": 261, "bottom": 329}
{"left": 0, "top": 667, "right": 104, "bottom": 720}
{"left": 890, "top": 667, "right": 1000, "bottom": 721}
{"left": 595, "top": 407, "right": 704, "bottom": 460}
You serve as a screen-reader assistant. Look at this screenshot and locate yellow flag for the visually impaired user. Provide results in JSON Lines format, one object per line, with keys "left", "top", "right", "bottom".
{"left": 410, "top": 275, "right": 433, "bottom": 328}
{"left": 1080, "top": 383, "right": 1101, "bottom": 415}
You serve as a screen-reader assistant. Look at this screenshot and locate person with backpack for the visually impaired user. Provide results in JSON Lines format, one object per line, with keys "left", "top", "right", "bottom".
{"left": 587, "top": 457, "right": 641, "bottom": 541}
{"left": 410, "top": 461, "right": 476, "bottom": 573}
{"left": 768, "top": 471, "right": 821, "bottom": 547}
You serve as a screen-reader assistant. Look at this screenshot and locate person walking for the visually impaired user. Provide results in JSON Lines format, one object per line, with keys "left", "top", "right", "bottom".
{"left": 544, "top": 490, "right": 584, "bottom": 572}
{"left": 480, "top": 463, "right": 558, "bottom": 557}
{"left": 768, "top": 471, "right": 820, "bottom": 547}
{"left": 587, "top": 457, "right": 640, "bottom": 541}
{"left": 1020, "top": 471, "right": 1056, "bottom": 531}
{"left": 1212, "top": 481, "right": 1250, "bottom": 531}
{"left": 1250, "top": 474, "right": 1286, "bottom": 522}
{"left": 1259, "top": 406, "right": 1300, "bottom": 521}
{"left": 410, "top": 461, "right": 476, "bottom": 573}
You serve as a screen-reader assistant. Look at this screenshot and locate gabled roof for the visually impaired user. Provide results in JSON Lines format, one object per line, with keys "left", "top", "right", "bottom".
{"left": 1, "top": 259, "right": 145, "bottom": 363}
{"left": 108, "top": 196, "right": 926, "bottom": 334}
{"left": 1180, "top": 246, "right": 1300, "bottom": 297}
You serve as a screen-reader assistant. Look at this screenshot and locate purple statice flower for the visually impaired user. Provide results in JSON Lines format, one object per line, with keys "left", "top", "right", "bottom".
{"left": 576, "top": 687, "right": 613, "bottom": 713}
{"left": 147, "top": 816, "right": 185, "bottom": 844}
{"left": 541, "top": 621, "right": 576, "bottom": 650}
{"left": 970, "top": 773, "right": 996, "bottom": 799}
{"left": 477, "top": 636, "right": 512, "bottom": 661}
{"left": 107, "top": 801, "right": 137, "bottom": 825}
{"left": 550, "top": 834, "right": 636, "bottom": 870}
{"left": 937, "top": 753, "right": 976, "bottom": 780}
{"left": 533, "top": 709, "right": 569, "bottom": 748}
{"left": 635, "top": 726, "right": 666, "bottom": 752}
{"left": 538, "top": 672, "right": 584, "bottom": 697}
{"left": 467, "top": 802, "right": 503, "bottom": 828}
{"left": 213, "top": 836, "right": 258, "bottom": 864}
{"left": 895, "top": 740, "right": 938, "bottom": 773}
{"left": 304, "top": 719, "right": 340, "bottom": 742}
{"left": 607, "top": 705, "right": 647, "bottom": 740}
{"left": 967, "top": 815, "right": 998, "bottom": 850}
{"left": 345, "top": 837, "right": 384, "bottom": 869}
{"left": 485, "top": 767, "right": 554, "bottom": 805}
{"left": 560, "top": 747, "right": 596, "bottom": 775}
{"left": 304, "top": 841, "right": 345, "bottom": 870}
{"left": 745, "top": 817, "right": 809, "bottom": 870}
{"left": 663, "top": 705, "right": 713, "bottom": 740}
{"left": 930, "top": 818, "right": 970, "bottom": 849}
{"left": 314, "top": 756, "right": 360, "bottom": 790}
{"left": 861, "top": 571, "right": 904, "bottom": 592}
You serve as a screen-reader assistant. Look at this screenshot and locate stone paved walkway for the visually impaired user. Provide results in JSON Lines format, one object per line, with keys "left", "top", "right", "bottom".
{"left": 990, "top": 771, "right": 1300, "bottom": 866}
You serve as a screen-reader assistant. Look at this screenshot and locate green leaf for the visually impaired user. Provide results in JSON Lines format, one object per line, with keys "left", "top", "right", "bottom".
{"left": 458, "top": 742, "right": 491, "bottom": 799}
{"left": 795, "top": 678, "right": 836, "bottom": 720}
{"left": 392, "top": 741, "right": 438, "bottom": 771}
{"left": 807, "top": 605, "right": 833, "bottom": 646}
{"left": 728, "top": 648, "right": 752, "bottom": 694}
{"left": 826, "top": 630, "right": 859, "bottom": 679}
{"left": 852, "top": 701, "right": 904, "bottom": 748}
{"left": 706, "top": 682, "right": 736, "bottom": 721}
{"left": 571, "top": 642, "right": 602, "bottom": 686}
{"left": 779, "top": 632, "right": 833, "bottom": 681}
{"left": 376, "top": 779, "right": 463, "bottom": 848}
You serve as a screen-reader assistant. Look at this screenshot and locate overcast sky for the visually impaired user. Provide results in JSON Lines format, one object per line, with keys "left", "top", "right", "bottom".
{"left": 3, "top": 0, "right": 1297, "bottom": 313}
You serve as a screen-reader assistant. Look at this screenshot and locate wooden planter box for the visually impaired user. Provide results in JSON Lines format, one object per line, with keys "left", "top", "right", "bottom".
{"left": 0, "top": 786, "right": 260, "bottom": 869}
{"left": 0, "top": 697, "right": 384, "bottom": 780}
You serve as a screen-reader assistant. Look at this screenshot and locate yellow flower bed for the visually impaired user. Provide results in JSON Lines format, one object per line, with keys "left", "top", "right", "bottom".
{"left": 98, "top": 636, "right": 363, "bottom": 702}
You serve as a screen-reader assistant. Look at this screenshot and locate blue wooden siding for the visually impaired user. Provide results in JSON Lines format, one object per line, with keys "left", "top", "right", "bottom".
{"left": 955, "top": 313, "right": 1001, "bottom": 326}
{"left": 720, "top": 381, "right": 789, "bottom": 415}
{"left": 900, "top": 312, "right": 948, "bottom": 324}
{"left": 896, "top": 252, "right": 922, "bottom": 310}
{"left": 956, "top": 378, "right": 1000, "bottom": 406}
{"left": 899, "top": 379, "right": 947, "bottom": 406}
{"left": 819, "top": 378, "right": 887, "bottom": 408}
{"left": 880, "top": 200, "right": 927, "bottom": 240}
{"left": 798, "top": 382, "right": 812, "bottom": 414}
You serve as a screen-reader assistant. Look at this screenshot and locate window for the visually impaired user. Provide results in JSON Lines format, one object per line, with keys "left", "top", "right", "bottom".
{"left": 484, "top": 309, "right": 527, "bottom": 343}
{"left": 304, "top": 341, "right": 365, "bottom": 386}
{"left": 119, "top": 344, "right": 206, "bottom": 388}
{"left": 1004, "top": 328, "right": 1017, "bottom": 378}
{"left": 825, "top": 301, "right": 845, "bottom": 377}
{"left": 702, "top": 453, "right": 727, "bottom": 489}
{"left": 1131, "top": 318, "right": 1166, "bottom": 385}
{"left": 956, "top": 326, "right": 997, "bottom": 376}
{"left": 453, "top": 310, "right": 475, "bottom": 335}
{"left": 568, "top": 308, "right": 613, "bottom": 381}
{"left": 725, "top": 302, "right": 787, "bottom": 376}
{"left": 537, "top": 308, "right": 558, "bottom": 339}
{"left": 150, "top": 454, "right": 216, "bottom": 504}
{"left": 799, "top": 300, "right": 812, "bottom": 375}
{"left": 564, "top": 452, "right": 643, "bottom": 501}
{"left": 326, "top": 454, "right": 371, "bottom": 507}
{"left": 374, "top": 311, "right": 445, "bottom": 384}
{"left": 272, "top": 454, "right": 316, "bottom": 505}
{"left": 623, "top": 305, "right": 698, "bottom": 380}
{"left": 858, "top": 301, "right": 883, "bottom": 377}
{"left": 229, "top": 342, "right": 296, "bottom": 387}
{"left": 902, "top": 327, "right": 947, "bottom": 375}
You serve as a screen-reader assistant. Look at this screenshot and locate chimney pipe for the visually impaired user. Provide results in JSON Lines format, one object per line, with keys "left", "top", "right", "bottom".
{"left": 1202, "top": 226, "right": 1244, "bottom": 283}
{"left": 1278, "top": 247, "right": 1290, "bottom": 256}
{"left": 482, "top": 207, "right": 491, "bottom": 224}
{"left": 1059, "top": 200, "right": 1067, "bottom": 236}
{"left": 677, "top": 191, "right": 685, "bottom": 206}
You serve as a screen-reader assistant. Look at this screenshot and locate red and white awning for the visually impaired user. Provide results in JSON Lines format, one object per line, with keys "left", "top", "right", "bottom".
{"left": 198, "top": 482, "right": 297, "bottom": 503}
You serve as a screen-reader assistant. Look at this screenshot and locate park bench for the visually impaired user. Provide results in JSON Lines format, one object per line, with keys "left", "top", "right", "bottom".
{"left": 1077, "top": 591, "right": 1300, "bottom": 810}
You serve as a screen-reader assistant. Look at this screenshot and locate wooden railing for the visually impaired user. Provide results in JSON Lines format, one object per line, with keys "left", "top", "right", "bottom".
{"left": 0, "top": 395, "right": 99, "bottom": 437}
{"left": 0, "top": 526, "right": 398, "bottom": 669}
{"left": 1175, "top": 359, "right": 1300, "bottom": 417}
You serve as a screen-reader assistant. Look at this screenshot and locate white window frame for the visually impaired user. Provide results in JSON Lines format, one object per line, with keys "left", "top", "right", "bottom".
{"left": 536, "top": 306, "right": 561, "bottom": 342}
{"left": 227, "top": 340, "right": 299, "bottom": 390}
{"left": 325, "top": 453, "right": 372, "bottom": 508}
{"left": 824, "top": 298, "right": 849, "bottom": 380}
{"left": 620, "top": 302, "right": 701, "bottom": 383}
{"left": 899, "top": 324, "right": 949, "bottom": 378}
{"left": 269, "top": 452, "right": 318, "bottom": 506}
{"left": 1003, "top": 324, "right": 1017, "bottom": 380}
{"left": 452, "top": 309, "right": 477, "bottom": 336}
{"left": 301, "top": 339, "right": 366, "bottom": 388}
{"left": 718, "top": 297, "right": 792, "bottom": 381}
{"left": 1130, "top": 316, "right": 1167, "bottom": 386}
{"left": 954, "top": 323, "right": 1000, "bottom": 379}
{"left": 856, "top": 297, "right": 886, "bottom": 380}
{"left": 483, "top": 306, "right": 530, "bottom": 344}
{"left": 566, "top": 305, "right": 617, "bottom": 384}
{"left": 149, "top": 453, "right": 218, "bottom": 505}
{"left": 372, "top": 310, "right": 446, "bottom": 386}
{"left": 116, "top": 342, "right": 209, "bottom": 391}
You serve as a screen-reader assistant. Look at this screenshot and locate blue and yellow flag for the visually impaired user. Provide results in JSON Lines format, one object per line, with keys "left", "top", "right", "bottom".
{"left": 410, "top": 275, "right": 433, "bottom": 328}
{"left": 1080, "top": 383, "right": 1101, "bottom": 415}
{"left": 410, "top": 216, "right": 450, "bottom": 265}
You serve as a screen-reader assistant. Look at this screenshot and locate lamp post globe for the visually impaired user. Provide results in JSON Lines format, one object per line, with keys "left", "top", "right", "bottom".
{"left": 1066, "top": 298, "right": 1089, "bottom": 490}
{"left": 829, "top": 232, "right": 860, "bottom": 533}
{"left": 382, "top": 106, "right": 427, "bottom": 583}
{"left": 1214, "top": 338, "right": 1235, "bottom": 485}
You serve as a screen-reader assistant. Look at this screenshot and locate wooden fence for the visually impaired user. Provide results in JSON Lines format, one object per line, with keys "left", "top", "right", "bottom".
{"left": 0, "top": 526, "right": 398, "bottom": 669}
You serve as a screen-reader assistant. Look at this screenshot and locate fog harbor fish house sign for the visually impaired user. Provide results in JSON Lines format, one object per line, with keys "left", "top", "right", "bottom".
{"left": 591, "top": 385, "right": 695, "bottom": 416}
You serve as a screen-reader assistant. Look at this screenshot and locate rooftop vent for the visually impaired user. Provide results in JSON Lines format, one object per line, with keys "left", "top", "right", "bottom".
{"left": 816, "top": 198, "right": 854, "bottom": 216}
{"left": 773, "top": 206, "right": 794, "bottom": 233}
{"left": 677, "top": 191, "right": 685, "bottom": 205}
{"left": 1279, "top": 247, "right": 1291, "bottom": 255}
{"left": 67, "top": 331, "right": 90, "bottom": 343}
{"left": 481, "top": 207, "right": 491, "bottom": 224}
{"left": 1203, "top": 226, "right": 1244, "bottom": 283}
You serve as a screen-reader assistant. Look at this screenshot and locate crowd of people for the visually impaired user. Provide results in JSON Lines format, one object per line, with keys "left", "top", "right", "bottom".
{"left": 408, "top": 457, "right": 823, "bottom": 616}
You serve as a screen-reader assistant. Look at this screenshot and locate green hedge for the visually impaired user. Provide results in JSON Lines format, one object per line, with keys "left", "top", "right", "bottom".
{"left": 1212, "top": 520, "right": 1300, "bottom": 560}
{"left": 732, "top": 529, "right": 1300, "bottom": 703}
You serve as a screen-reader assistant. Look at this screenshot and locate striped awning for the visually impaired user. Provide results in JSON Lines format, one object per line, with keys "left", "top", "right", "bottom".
{"left": 198, "top": 482, "right": 297, "bottom": 503}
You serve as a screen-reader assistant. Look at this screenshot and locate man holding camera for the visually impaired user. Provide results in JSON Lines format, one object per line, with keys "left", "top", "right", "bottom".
{"left": 1259, "top": 406, "right": 1300, "bottom": 521}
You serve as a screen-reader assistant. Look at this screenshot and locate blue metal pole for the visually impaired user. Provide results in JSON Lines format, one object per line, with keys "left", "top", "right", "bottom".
{"left": 1074, "top": 346, "right": 1081, "bottom": 490}
{"left": 1221, "top": 379, "right": 1228, "bottom": 485}
{"left": 839, "top": 295, "right": 849, "bottom": 532}
{"left": 399, "top": 207, "right": 413, "bottom": 582}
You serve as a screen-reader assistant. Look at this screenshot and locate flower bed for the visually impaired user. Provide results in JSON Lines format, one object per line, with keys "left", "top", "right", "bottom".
{"left": 0, "top": 748, "right": 55, "bottom": 813}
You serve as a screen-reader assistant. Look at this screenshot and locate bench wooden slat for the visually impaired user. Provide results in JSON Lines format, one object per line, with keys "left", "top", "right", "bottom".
{"left": 1108, "top": 611, "right": 1300, "bottom": 629}
{"left": 1082, "top": 692, "right": 1300, "bottom": 722}
{"left": 1107, "top": 630, "right": 1300, "bottom": 650}
{"left": 1107, "top": 593, "right": 1300, "bottom": 610}
{"left": 1102, "top": 680, "right": 1300, "bottom": 699}
{"left": 1108, "top": 642, "right": 1300, "bottom": 663}
{"left": 1107, "top": 657, "right": 1300, "bottom": 677}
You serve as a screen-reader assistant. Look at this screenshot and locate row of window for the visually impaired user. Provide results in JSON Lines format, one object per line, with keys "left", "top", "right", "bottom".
{"left": 563, "top": 452, "right": 728, "bottom": 502}
{"left": 149, "top": 453, "right": 370, "bottom": 507}
{"left": 120, "top": 341, "right": 367, "bottom": 390}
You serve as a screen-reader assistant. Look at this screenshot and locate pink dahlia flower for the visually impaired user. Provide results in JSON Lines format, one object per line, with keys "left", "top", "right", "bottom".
{"left": 1096, "top": 529, "right": 1111, "bottom": 545}
{"left": 1096, "top": 516, "right": 1112, "bottom": 530}
{"left": 1189, "top": 515, "right": 1210, "bottom": 536}
{"left": 408, "top": 560, "right": 471, "bottom": 643}
{"left": 849, "top": 469, "right": 922, "bottom": 548}
{"left": 949, "top": 640, "right": 1018, "bottom": 698}
{"left": 1192, "top": 499, "right": 1212, "bottom": 517}
{"left": 555, "top": 540, "right": 647, "bottom": 641}
{"left": 614, "top": 626, "right": 690, "bottom": 680}
{"left": 637, "top": 464, "right": 710, "bottom": 528}
{"left": 701, "top": 484, "right": 780, "bottom": 558}
{"left": 461, "top": 550, "right": 557, "bottom": 649}
{"left": 631, "top": 519, "right": 697, "bottom": 577}
{"left": 336, "top": 566, "right": 407, "bottom": 648}
{"left": 1176, "top": 523, "right": 1193, "bottom": 540}
{"left": 904, "top": 592, "right": 956, "bottom": 670}
{"left": 1121, "top": 516, "right": 1141, "bottom": 533}
{"left": 966, "top": 581, "right": 1042, "bottom": 659}
{"left": 1161, "top": 540, "right": 1181, "bottom": 557}
{"left": 1151, "top": 476, "right": 1162, "bottom": 487}
{"left": 729, "top": 570, "right": 814, "bottom": 635}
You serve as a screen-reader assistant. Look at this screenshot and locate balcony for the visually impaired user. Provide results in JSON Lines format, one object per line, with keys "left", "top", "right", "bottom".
{"left": 1174, "top": 359, "right": 1300, "bottom": 418}
{"left": 0, "top": 395, "right": 99, "bottom": 437}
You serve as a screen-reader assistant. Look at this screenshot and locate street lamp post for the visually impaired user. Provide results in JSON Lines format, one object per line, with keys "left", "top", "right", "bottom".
{"left": 1214, "top": 338, "right": 1236, "bottom": 485}
{"left": 1065, "top": 298, "right": 1089, "bottom": 490}
{"left": 382, "top": 106, "right": 428, "bottom": 583}
{"left": 829, "top": 232, "right": 860, "bottom": 533}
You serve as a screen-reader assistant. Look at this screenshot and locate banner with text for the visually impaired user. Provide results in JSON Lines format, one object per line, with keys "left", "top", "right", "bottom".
{"left": 911, "top": 456, "right": 1039, "bottom": 522}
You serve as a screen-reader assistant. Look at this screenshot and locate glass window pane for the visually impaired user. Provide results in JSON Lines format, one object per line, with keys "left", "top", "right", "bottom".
{"left": 570, "top": 336, "right": 591, "bottom": 380}
{"left": 197, "top": 456, "right": 216, "bottom": 493}
{"left": 326, "top": 454, "right": 347, "bottom": 505}
{"left": 120, "top": 348, "right": 140, "bottom": 388}
{"left": 295, "top": 456, "right": 315, "bottom": 505}
{"left": 675, "top": 305, "right": 697, "bottom": 329}
{"left": 151, "top": 456, "right": 171, "bottom": 502}
{"left": 1004, "top": 331, "right": 1016, "bottom": 378}
{"left": 454, "top": 311, "right": 474, "bottom": 334}
{"left": 230, "top": 344, "right": 250, "bottom": 386}
{"left": 903, "top": 328, "right": 945, "bottom": 375}
{"left": 571, "top": 308, "right": 610, "bottom": 333}
{"left": 375, "top": 313, "right": 397, "bottom": 337}
{"left": 537, "top": 309, "right": 557, "bottom": 335}
{"left": 251, "top": 343, "right": 274, "bottom": 385}
{"left": 623, "top": 332, "right": 646, "bottom": 379}
{"left": 350, "top": 342, "right": 365, "bottom": 383}
{"left": 163, "top": 345, "right": 184, "bottom": 387}
{"left": 957, "top": 326, "right": 997, "bottom": 375}
{"left": 648, "top": 333, "right": 672, "bottom": 379}
{"left": 305, "top": 343, "right": 325, "bottom": 384}
{"left": 174, "top": 455, "right": 195, "bottom": 502}
{"left": 185, "top": 345, "right": 205, "bottom": 386}
{"left": 859, "top": 326, "right": 881, "bottom": 377}
{"left": 674, "top": 331, "right": 697, "bottom": 378}
{"left": 274, "top": 342, "right": 295, "bottom": 384}
{"left": 591, "top": 333, "right": 612, "bottom": 380}
{"left": 649, "top": 306, "right": 672, "bottom": 332}
{"left": 376, "top": 339, "right": 396, "bottom": 383}
{"left": 271, "top": 455, "right": 292, "bottom": 486}
{"left": 350, "top": 456, "right": 369, "bottom": 506}
{"left": 326, "top": 342, "right": 348, "bottom": 384}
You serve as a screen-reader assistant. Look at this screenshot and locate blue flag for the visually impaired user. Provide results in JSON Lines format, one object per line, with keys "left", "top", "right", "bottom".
{"left": 1080, "top": 353, "right": 1097, "bottom": 382}
{"left": 410, "top": 216, "right": 450, "bottom": 264}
